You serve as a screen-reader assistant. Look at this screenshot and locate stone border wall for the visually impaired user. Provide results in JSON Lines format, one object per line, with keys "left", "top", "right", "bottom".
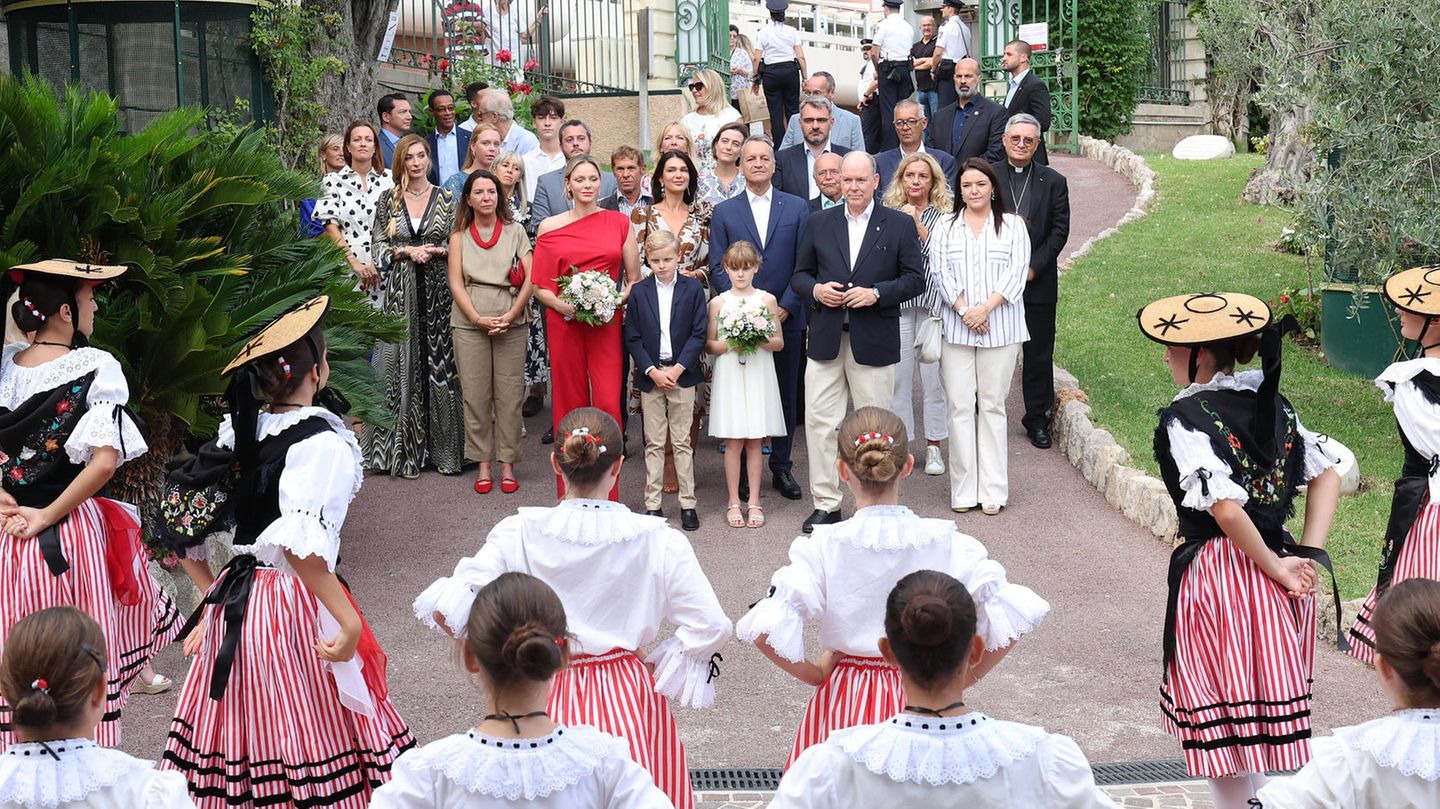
{"left": 1052, "top": 137, "right": 1362, "bottom": 634}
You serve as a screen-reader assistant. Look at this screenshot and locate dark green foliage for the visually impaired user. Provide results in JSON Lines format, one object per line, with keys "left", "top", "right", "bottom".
{"left": 1075, "top": 0, "right": 1149, "bottom": 140}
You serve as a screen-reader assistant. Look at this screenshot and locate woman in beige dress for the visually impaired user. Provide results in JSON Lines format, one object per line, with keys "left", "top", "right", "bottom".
{"left": 448, "top": 169, "right": 533, "bottom": 495}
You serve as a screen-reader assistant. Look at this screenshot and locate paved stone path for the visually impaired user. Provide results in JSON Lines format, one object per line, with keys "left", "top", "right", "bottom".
{"left": 698, "top": 781, "right": 1216, "bottom": 808}
{"left": 121, "top": 154, "right": 1386, "bottom": 794}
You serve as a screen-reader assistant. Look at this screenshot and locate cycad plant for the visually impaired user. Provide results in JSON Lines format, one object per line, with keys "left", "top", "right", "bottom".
{"left": 0, "top": 75, "right": 404, "bottom": 533}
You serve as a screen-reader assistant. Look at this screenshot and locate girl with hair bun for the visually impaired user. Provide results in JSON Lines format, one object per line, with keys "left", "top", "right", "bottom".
{"left": 772, "top": 571, "right": 1113, "bottom": 808}
{"left": 415, "top": 407, "right": 731, "bottom": 809}
{"left": 1138, "top": 293, "right": 1342, "bottom": 808}
{"left": 737, "top": 406, "right": 1049, "bottom": 766}
{"left": 374, "top": 573, "right": 669, "bottom": 808}
{"left": 1255, "top": 578, "right": 1440, "bottom": 806}
{"left": 0, "top": 259, "right": 179, "bottom": 750}
{"left": 158, "top": 297, "right": 413, "bottom": 807}
{"left": 0, "top": 606, "right": 195, "bottom": 808}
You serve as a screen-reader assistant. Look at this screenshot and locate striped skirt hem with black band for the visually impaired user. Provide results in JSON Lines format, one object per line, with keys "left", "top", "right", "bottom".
{"left": 787, "top": 656, "right": 906, "bottom": 770}
{"left": 162, "top": 567, "right": 414, "bottom": 808}
{"left": 548, "top": 648, "right": 694, "bottom": 809}
{"left": 1349, "top": 500, "right": 1440, "bottom": 663}
{"left": 0, "top": 498, "right": 182, "bottom": 750}
{"left": 1161, "top": 535, "right": 1316, "bottom": 778}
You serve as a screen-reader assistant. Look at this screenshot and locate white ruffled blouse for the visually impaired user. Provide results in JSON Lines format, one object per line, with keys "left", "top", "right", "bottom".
{"left": 0, "top": 344, "right": 146, "bottom": 467}
{"left": 1165, "top": 370, "right": 1337, "bottom": 511}
{"left": 1253, "top": 709, "right": 1440, "bottom": 807}
{"left": 370, "top": 725, "right": 670, "bottom": 808}
{"left": 770, "top": 713, "right": 1117, "bottom": 808}
{"left": 1378, "top": 358, "right": 1440, "bottom": 502}
{"left": 414, "top": 499, "right": 733, "bottom": 708}
{"left": 735, "top": 505, "right": 1049, "bottom": 661}
{"left": 187, "top": 407, "right": 362, "bottom": 573}
{"left": 0, "top": 739, "right": 195, "bottom": 809}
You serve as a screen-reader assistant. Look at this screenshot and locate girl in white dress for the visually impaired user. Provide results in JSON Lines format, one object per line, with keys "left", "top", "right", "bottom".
{"left": 736, "top": 406, "right": 1049, "bottom": 766}
{"left": 373, "top": 572, "right": 669, "bottom": 809}
{"left": 707, "top": 241, "right": 785, "bottom": 529}
{"left": 414, "top": 407, "right": 732, "bottom": 809}
{"left": 771, "top": 570, "right": 1115, "bottom": 808}
{"left": 0, "top": 607, "right": 194, "bottom": 809}
{"left": 1255, "top": 577, "right": 1440, "bottom": 807}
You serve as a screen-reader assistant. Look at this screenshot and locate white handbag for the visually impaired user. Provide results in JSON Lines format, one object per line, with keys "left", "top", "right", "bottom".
{"left": 915, "top": 315, "right": 943, "bottom": 364}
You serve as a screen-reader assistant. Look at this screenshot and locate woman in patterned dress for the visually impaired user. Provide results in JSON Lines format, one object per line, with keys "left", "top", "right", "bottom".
{"left": 316, "top": 121, "right": 393, "bottom": 306}
{"left": 365, "top": 134, "right": 464, "bottom": 478}
{"left": 697, "top": 122, "right": 749, "bottom": 208}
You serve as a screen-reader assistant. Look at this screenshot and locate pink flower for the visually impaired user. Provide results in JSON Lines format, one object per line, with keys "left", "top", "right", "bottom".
{"left": 524, "top": 58, "right": 539, "bottom": 71}
{"left": 420, "top": 53, "right": 432, "bottom": 64}
{"left": 496, "top": 49, "right": 513, "bottom": 63}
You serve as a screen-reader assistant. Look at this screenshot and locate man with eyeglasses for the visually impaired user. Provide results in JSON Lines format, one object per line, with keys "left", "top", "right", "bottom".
{"left": 992, "top": 113, "right": 1069, "bottom": 449}
{"left": 808, "top": 152, "right": 844, "bottom": 212}
{"left": 874, "top": 99, "right": 958, "bottom": 193}
{"left": 424, "top": 89, "right": 470, "bottom": 185}
{"left": 927, "top": 58, "right": 1006, "bottom": 165}
{"left": 774, "top": 95, "right": 851, "bottom": 201}
{"left": 778, "top": 72, "right": 865, "bottom": 153}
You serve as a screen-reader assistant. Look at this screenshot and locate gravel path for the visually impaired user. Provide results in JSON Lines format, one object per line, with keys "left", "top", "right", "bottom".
{"left": 121, "top": 154, "right": 1388, "bottom": 774}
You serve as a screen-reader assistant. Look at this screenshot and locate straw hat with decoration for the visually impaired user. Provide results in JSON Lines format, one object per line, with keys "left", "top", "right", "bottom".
{"left": 3, "top": 259, "right": 129, "bottom": 349}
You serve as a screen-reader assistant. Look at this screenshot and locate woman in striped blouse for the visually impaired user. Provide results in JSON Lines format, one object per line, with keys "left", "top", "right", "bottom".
{"left": 882, "top": 152, "right": 953, "bottom": 478}
{"left": 931, "top": 158, "right": 1031, "bottom": 515}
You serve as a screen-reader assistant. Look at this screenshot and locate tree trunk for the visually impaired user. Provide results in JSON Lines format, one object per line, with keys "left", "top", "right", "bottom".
{"left": 1242, "top": 101, "right": 1314, "bottom": 204}
{"left": 311, "top": 0, "right": 397, "bottom": 135}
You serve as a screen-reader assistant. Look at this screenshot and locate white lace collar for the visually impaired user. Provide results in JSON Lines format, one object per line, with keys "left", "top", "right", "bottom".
{"left": 809, "top": 504, "right": 954, "bottom": 551}
{"left": 0, "top": 344, "right": 113, "bottom": 407}
{"left": 216, "top": 407, "right": 362, "bottom": 497}
{"left": 0, "top": 738, "right": 157, "bottom": 807}
{"left": 833, "top": 712, "right": 1048, "bottom": 786}
{"left": 520, "top": 499, "right": 668, "bottom": 546}
{"left": 1172, "top": 369, "right": 1263, "bottom": 402}
{"left": 403, "top": 725, "right": 628, "bottom": 800}
{"left": 1336, "top": 708, "right": 1440, "bottom": 781}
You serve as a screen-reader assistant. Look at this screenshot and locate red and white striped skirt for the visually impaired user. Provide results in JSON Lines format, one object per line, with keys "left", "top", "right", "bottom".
{"left": 1161, "top": 535, "right": 1316, "bottom": 778}
{"left": 0, "top": 498, "right": 182, "bottom": 750}
{"left": 787, "top": 655, "right": 905, "bottom": 769}
{"left": 162, "top": 567, "right": 414, "bottom": 809}
{"left": 549, "top": 648, "right": 693, "bottom": 809}
{"left": 1349, "top": 501, "right": 1440, "bottom": 664}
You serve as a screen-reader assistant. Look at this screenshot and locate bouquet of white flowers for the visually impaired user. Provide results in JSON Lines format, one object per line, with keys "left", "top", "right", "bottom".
{"left": 717, "top": 296, "right": 776, "bottom": 364}
{"left": 559, "top": 267, "right": 620, "bottom": 326}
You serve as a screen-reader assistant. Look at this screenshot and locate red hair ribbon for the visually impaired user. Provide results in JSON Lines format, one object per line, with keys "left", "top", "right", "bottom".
{"left": 554, "top": 637, "right": 565, "bottom": 647}
{"left": 853, "top": 431, "right": 895, "bottom": 447}
{"left": 31, "top": 678, "right": 48, "bottom": 692}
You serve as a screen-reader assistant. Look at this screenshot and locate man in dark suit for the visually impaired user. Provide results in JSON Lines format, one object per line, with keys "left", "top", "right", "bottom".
{"left": 927, "top": 58, "right": 1006, "bottom": 166}
{"left": 875, "top": 98, "right": 959, "bottom": 193}
{"left": 597, "top": 145, "right": 652, "bottom": 216}
{"left": 792, "top": 151, "right": 925, "bottom": 533}
{"left": 1002, "top": 39, "right": 1053, "bottom": 165}
{"left": 808, "top": 152, "right": 844, "bottom": 212}
{"left": 774, "top": 97, "right": 850, "bottom": 201}
{"left": 992, "top": 113, "right": 1069, "bottom": 448}
{"left": 425, "top": 89, "right": 471, "bottom": 185}
{"left": 625, "top": 246, "right": 709, "bottom": 531}
{"left": 530, "top": 120, "right": 618, "bottom": 221}
{"left": 711, "top": 135, "right": 811, "bottom": 502}
{"left": 376, "top": 92, "right": 412, "bottom": 173}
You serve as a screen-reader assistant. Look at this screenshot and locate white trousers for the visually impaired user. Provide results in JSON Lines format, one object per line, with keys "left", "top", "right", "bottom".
{"left": 893, "top": 308, "right": 949, "bottom": 442}
{"left": 940, "top": 341, "right": 1021, "bottom": 509}
{"left": 804, "top": 333, "right": 895, "bottom": 512}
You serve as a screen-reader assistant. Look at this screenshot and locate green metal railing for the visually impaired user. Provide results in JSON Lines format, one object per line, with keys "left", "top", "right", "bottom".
{"left": 1136, "top": 0, "right": 1191, "bottom": 105}
{"left": 976, "top": 0, "right": 1078, "bottom": 154}
{"left": 675, "top": 0, "right": 730, "bottom": 80}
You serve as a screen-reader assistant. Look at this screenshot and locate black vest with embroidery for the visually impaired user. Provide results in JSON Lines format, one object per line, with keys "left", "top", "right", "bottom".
{"left": 0, "top": 372, "right": 98, "bottom": 509}
{"left": 1153, "top": 387, "right": 1306, "bottom": 546}
{"left": 1373, "top": 370, "right": 1440, "bottom": 594}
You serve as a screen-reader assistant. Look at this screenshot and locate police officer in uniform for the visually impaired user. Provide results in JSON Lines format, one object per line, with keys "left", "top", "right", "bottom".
{"left": 756, "top": 0, "right": 808, "bottom": 140}
{"left": 872, "top": 0, "right": 915, "bottom": 152}
{"left": 932, "top": 0, "right": 971, "bottom": 110}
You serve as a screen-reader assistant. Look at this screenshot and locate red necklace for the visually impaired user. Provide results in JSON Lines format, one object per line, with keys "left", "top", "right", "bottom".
{"left": 470, "top": 219, "right": 502, "bottom": 249}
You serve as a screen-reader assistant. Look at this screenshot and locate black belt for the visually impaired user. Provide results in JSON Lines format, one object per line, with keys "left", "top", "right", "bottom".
{"left": 761, "top": 60, "right": 798, "bottom": 68}
{"left": 880, "top": 60, "right": 909, "bottom": 68}
{"left": 1162, "top": 529, "right": 1347, "bottom": 670}
{"left": 36, "top": 517, "right": 71, "bottom": 577}
{"left": 178, "top": 553, "right": 269, "bottom": 701}
{"left": 656, "top": 359, "right": 678, "bottom": 368}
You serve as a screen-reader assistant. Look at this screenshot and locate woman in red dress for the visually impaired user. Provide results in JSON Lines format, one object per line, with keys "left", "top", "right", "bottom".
{"left": 532, "top": 155, "right": 641, "bottom": 499}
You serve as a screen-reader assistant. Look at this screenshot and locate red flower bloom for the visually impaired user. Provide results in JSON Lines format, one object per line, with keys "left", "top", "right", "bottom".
{"left": 8, "top": 468, "right": 22, "bottom": 481}
{"left": 1279, "top": 293, "right": 1290, "bottom": 304}
{"left": 513, "top": 82, "right": 532, "bottom": 95}
{"left": 438, "top": 58, "right": 450, "bottom": 71}
{"left": 496, "top": 49, "right": 513, "bottom": 63}
{"left": 55, "top": 399, "right": 71, "bottom": 415}
{"left": 420, "top": 53, "right": 432, "bottom": 64}
{"left": 524, "top": 58, "right": 539, "bottom": 71}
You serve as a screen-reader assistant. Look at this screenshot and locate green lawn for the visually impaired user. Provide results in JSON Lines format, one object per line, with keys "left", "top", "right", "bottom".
{"left": 1056, "top": 154, "right": 1395, "bottom": 599}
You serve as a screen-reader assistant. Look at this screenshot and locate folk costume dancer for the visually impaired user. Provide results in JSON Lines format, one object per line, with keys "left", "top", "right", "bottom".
{"left": 159, "top": 296, "right": 414, "bottom": 807}
{"left": 0, "top": 258, "right": 179, "bottom": 750}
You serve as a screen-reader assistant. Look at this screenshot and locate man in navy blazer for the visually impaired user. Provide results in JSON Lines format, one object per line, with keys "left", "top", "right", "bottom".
{"left": 625, "top": 254, "right": 708, "bottom": 531}
{"left": 927, "top": 59, "right": 1006, "bottom": 165}
{"left": 792, "top": 151, "right": 924, "bottom": 533}
{"left": 874, "top": 98, "right": 959, "bottom": 193}
{"left": 774, "top": 97, "right": 851, "bottom": 201}
{"left": 425, "top": 89, "right": 471, "bottom": 185}
{"left": 710, "top": 135, "right": 810, "bottom": 502}
{"left": 1002, "top": 40, "right": 1053, "bottom": 164}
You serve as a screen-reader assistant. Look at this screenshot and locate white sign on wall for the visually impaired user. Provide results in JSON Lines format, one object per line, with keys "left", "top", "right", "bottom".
{"left": 377, "top": 11, "right": 401, "bottom": 62}
{"left": 1018, "top": 21, "right": 1049, "bottom": 52}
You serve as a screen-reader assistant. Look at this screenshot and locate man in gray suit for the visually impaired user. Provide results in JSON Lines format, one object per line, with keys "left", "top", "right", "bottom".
{"left": 778, "top": 72, "right": 865, "bottom": 153}
{"left": 530, "top": 120, "right": 619, "bottom": 222}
